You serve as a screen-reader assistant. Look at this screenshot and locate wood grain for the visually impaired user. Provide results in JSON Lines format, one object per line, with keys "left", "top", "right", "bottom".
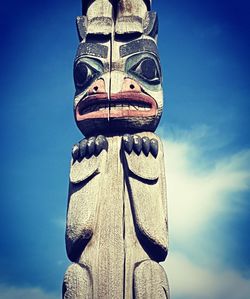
{"left": 63, "top": 1, "right": 170, "bottom": 298}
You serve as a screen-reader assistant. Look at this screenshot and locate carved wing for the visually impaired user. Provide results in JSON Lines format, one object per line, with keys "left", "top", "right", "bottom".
{"left": 66, "top": 152, "right": 106, "bottom": 261}
{"left": 124, "top": 133, "right": 168, "bottom": 262}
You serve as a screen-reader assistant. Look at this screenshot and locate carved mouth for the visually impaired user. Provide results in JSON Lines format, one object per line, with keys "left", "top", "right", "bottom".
{"left": 76, "top": 92, "right": 157, "bottom": 121}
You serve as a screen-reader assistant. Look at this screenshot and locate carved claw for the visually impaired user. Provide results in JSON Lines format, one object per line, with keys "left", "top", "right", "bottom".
{"left": 87, "top": 137, "right": 96, "bottom": 157}
{"left": 72, "top": 135, "right": 108, "bottom": 160}
{"left": 79, "top": 139, "right": 88, "bottom": 158}
{"left": 150, "top": 138, "right": 158, "bottom": 157}
{"left": 95, "top": 135, "right": 108, "bottom": 155}
{"left": 72, "top": 144, "right": 80, "bottom": 160}
{"left": 142, "top": 136, "right": 150, "bottom": 156}
{"left": 133, "top": 135, "right": 143, "bottom": 155}
{"left": 122, "top": 134, "right": 133, "bottom": 154}
{"left": 122, "top": 134, "right": 159, "bottom": 157}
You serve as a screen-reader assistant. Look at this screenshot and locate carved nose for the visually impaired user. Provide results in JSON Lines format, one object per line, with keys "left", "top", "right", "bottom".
{"left": 121, "top": 78, "right": 141, "bottom": 93}
{"left": 88, "top": 79, "right": 106, "bottom": 95}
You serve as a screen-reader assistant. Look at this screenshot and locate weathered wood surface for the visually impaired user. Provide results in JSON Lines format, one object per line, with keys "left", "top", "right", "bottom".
{"left": 63, "top": 1, "right": 169, "bottom": 298}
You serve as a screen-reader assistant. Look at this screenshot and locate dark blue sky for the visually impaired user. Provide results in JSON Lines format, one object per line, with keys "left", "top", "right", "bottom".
{"left": 0, "top": 1, "right": 249, "bottom": 298}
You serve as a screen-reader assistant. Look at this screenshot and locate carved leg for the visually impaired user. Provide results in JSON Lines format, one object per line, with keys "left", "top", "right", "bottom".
{"left": 133, "top": 260, "right": 169, "bottom": 299}
{"left": 63, "top": 263, "right": 92, "bottom": 299}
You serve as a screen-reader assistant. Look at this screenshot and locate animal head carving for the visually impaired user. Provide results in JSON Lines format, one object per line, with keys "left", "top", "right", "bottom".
{"left": 74, "top": 0, "right": 163, "bottom": 137}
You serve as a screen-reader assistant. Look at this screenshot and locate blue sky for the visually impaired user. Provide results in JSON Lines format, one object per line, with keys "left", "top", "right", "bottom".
{"left": 0, "top": 1, "right": 249, "bottom": 298}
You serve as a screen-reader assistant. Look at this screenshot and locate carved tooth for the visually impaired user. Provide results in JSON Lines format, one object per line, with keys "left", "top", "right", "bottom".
{"left": 150, "top": 138, "right": 159, "bottom": 158}
{"left": 72, "top": 143, "right": 80, "bottom": 160}
{"left": 79, "top": 139, "right": 88, "bottom": 159}
{"left": 133, "top": 135, "right": 142, "bottom": 155}
{"left": 122, "top": 134, "right": 133, "bottom": 154}
{"left": 142, "top": 136, "right": 150, "bottom": 156}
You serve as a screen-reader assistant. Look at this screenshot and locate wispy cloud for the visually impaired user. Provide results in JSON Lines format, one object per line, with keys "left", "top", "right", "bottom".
{"left": 0, "top": 284, "right": 58, "bottom": 299}
{"left": 51, "top": 217, "right": 65, "bottom": 229}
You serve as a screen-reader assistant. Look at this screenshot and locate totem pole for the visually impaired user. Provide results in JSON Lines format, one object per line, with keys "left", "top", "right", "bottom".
{"left": 63, "top": 0, "right": 169, "bottom": 298}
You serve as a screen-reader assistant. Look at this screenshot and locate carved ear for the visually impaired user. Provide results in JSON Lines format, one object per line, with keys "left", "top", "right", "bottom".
{"left": 115, "top": 0, "right": 148, "bottom": 36}
{"left": 143, "top": 11, "right": 158, "bottom": 38}
{"left": 87, "top": 17, "right": 112, "bottom": 36}
{"left": 115, "top": 16, "right": 144, "bottom": 36}
{"left": 115, "top": 11, "right": 158, "bottom": 38}
{"left": 81, "top": 0, "right": 113, "bottom": 36}
{"left": 76, "top": 16, "right": 88, "bottom": 42}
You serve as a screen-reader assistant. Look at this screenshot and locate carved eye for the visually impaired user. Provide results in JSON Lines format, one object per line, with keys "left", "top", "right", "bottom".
{"left": 74, "top": 61, "right": 101, "bottom": 90}
{"left": 130, "top": 58, "right": 161, "bottom": 85}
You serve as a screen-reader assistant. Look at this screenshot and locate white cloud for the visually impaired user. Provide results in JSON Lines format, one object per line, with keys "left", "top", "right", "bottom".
{"left": 0, "top": 284, "right": 58, "bottom": 299}
{"left": 160, "top": 127, "right": 250, "bottom": 298}
{"left": 163, "top": 136, "right": 250, "bottom": 243}
{"left": 163, "top": 252, "right": 250, "bottom": 299}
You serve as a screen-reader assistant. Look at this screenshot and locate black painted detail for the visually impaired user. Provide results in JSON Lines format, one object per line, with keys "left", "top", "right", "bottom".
{"left": 130, "top": 57, "right": 160, "bottom": 85}
{"left": 87, "top": 137, "right": 96, "bottom": 157}
{"left": 74, "top": 62, "right": 89, "bottom": 87}
{"left": 143, "top": 11, "right": 158, "bottom": 38}
{"left": 76, "top": 43, "right": 108, "bottom": 59}
{"left": 79, "top": 139, "right": 88, "bottom": 158}
{"left": 76, "top": 16, "right": 87, "bottom": 42}
{"left": 133, "top": 135, "right": 143, "bottom": 155}
{"left": 123, "top": 134, "right": 159, "bottom": 157}
{"left": 72, "top": 144, "right": 80, "bottom": 160}
{"left": 150, "top": 138, "right": 158, "bottom": 157}
{"left": 88, "top": 17, "right": 112, "bottom": 31}
{"left": 77, "top": 136, "right": 108, "bottom": 160}
{"left": 74, "top": 60, "right": 101, "bottom": 91}
{"left": 123, "top": 134, "right": 133, "bottom": 154}
{"left": 81, "top": 0, "right": 89, "bottom": 15}
{"left": 95, "top": 135, "right": 108, "bottom": 155}
{"left": 142, "top": 136, "right": 150, "bottom": 156}
{"left": 144, "top": 0, "right": 152, "bottom": 10}
{"left": 120, "top": 39, "right": 158, "bottom": 58}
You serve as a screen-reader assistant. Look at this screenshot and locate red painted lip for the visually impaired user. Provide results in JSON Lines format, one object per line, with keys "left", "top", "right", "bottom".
{"left": 76, "top": 92, "right": 157, "bottom": 121}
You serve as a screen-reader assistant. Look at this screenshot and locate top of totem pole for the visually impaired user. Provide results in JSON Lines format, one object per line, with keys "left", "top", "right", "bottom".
{"left": 74, "top": 0, "right": 163, "bottom": 137}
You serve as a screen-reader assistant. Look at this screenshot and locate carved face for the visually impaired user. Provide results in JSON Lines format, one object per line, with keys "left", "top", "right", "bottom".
{"left": 73, "top": 7, "right": 163, "bottom": 137}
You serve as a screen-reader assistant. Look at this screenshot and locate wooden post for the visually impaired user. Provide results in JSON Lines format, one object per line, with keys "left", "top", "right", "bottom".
{"left": 63, "top": 1, "right": 169, "bottom": 298}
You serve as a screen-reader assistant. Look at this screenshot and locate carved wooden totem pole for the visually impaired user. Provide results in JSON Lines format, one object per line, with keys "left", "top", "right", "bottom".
{"left": 63, "top": 0, "right": 169, "bottom": 298}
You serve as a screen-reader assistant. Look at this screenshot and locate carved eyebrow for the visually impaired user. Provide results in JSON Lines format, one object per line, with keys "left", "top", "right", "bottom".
{"left": 119, "top": 39, "right": 158, "bottom": 58}
{"left": 76, "top": 43, "right": 109, "bottom": 59}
